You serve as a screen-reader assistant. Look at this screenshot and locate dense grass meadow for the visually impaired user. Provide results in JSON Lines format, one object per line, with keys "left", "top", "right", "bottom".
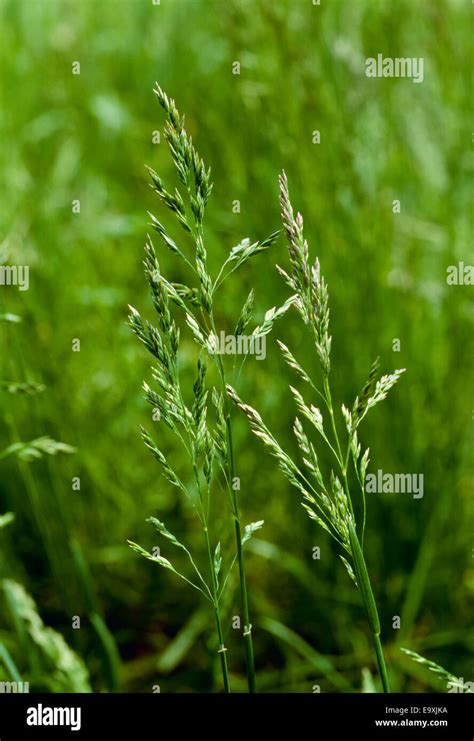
{"left": 0, "top": 0, "right": 472, "bottom": 694}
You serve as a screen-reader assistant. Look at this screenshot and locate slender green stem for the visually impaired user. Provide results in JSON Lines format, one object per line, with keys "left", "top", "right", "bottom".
{"left": 188, "top": 427, "right": 230, "bottom": 692}
{"left": 226, "top": 415, "right": 256, "bottom": 693}
{"left": 322, "top": 375, "right": 354, "bottom": 520}
{"left": 323, "top": 371, "right": 390, "bottom": 693}
{"left": 349, "top": 522, "right": 390, "bottom": 693}
{"left": 323, "top": 376, "right": 344, "bottom": 466}
{"left": 204, "top": 526, "right": 231, "bottom": 693}
{"left": 348, "top": 442, "right": 367, "bottom": 547}
{"left": 192, "top": 226, "right": 256, "bottom": 690}
{"left": 213, "top": 345, "right": 256, "bottom": 693}
{"left": 373, "top": 633, "right": 391, "bottom": 693}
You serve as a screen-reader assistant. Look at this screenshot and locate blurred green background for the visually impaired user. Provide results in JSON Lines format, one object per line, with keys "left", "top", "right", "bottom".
{"left": 0, "top": 0, "right": 472, "bottom": 693}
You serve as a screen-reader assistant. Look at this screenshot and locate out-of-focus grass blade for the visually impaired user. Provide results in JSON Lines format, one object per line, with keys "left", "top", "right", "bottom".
{"left": 156, "top": 609, "right": 208, "bottom": 674}
{"left": 361, "top": 667, "right": 376, "bottom": 693}
{"left": 260, "top": 616, "right": 353, "bottom": 692}
{"left": 0, "top": 642, "right": 23, "bottom": 683}
{"left": 90, "top": 613, "right": 122, "bottom": 693}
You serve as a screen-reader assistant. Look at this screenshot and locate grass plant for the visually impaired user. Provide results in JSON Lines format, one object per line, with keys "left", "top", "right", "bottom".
{"left": 228, "top": 172, "right": 407, "bottom": 693}
{"left": 128, "top": 85, "right": 291, "bottom": 692}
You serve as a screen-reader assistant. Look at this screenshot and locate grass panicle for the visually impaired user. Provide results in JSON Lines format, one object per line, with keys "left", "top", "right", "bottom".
{"left": 401, "top": 648, "right": 471, "bottom": 692}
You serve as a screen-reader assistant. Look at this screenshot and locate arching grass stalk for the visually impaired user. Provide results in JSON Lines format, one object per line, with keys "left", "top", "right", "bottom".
{"left": 228, "top": 172, "right": 406, "bottom": 692}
